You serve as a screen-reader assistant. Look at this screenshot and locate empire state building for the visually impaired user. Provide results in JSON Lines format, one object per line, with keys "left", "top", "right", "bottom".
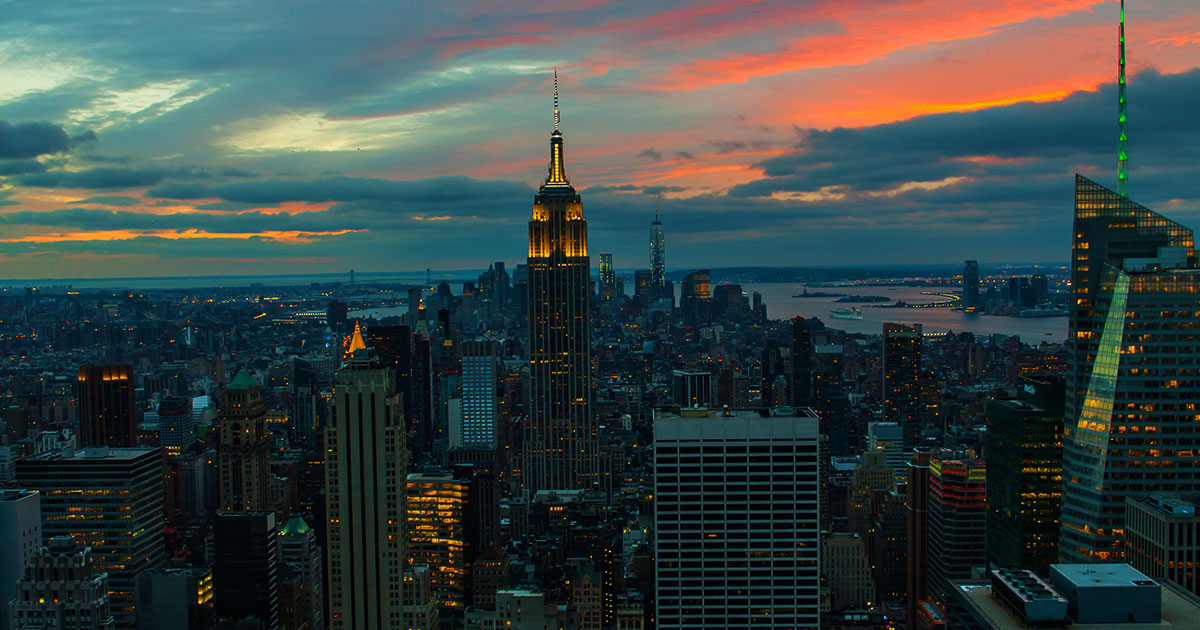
{"left": 524, "top": 74, "right": 597, "bottom": 492}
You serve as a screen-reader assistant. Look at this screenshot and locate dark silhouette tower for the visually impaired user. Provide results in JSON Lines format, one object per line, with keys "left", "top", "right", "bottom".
{"left": 524, "top": 71, "right": 596, "bottom": 492}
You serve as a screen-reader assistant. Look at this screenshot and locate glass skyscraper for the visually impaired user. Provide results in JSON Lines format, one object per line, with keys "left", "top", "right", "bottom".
{"left": 650, "top": 202, "right": 665, "bottom": 294}
{"left": 1061, "top": 174, "right": 1200, "bottom": 563}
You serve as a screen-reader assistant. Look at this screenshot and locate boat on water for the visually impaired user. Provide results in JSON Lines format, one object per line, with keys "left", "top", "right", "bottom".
{"left": 830, "top": 306, "right": 863, "bottom": 320}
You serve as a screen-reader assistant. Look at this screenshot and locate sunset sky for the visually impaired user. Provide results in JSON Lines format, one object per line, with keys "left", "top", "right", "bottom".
{"left": 2, "top": 0, "right": 1199, "bottom": 279}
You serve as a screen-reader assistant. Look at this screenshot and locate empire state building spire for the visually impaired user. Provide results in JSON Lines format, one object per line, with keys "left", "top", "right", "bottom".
{"left": 543, "top": 69, "right": 571, "bottom": 191}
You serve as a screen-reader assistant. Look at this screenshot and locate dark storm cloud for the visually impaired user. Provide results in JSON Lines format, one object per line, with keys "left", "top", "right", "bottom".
{"left": 673, "top": 151, "right": 695, "bottom": 160}
{"left": 0, "top": 160, "right": 49, "bottom": 176}
{"left": 732, "top": 69, "right": 1200, "bottom": 198}
{"left": 0, "top": 121, "right": 75, "bottom": 159}
{"left": 146, "top": 175, "right": 532, "bottom": 206}
{"left": 18, "top": 167, "right": 172, "bottom": 190}
{"left": 638, "top": 148, "right": 664, "bottom": 162}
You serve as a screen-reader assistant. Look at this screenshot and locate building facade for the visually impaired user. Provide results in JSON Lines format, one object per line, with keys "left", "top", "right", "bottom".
{"left": 926, "top": 450, "right": 987, "bottom": 606}
{"left": 10, "top": 538, "right": 114, "bottom": 630}
{"left": 985, "top": 376, "right": 1063, "bottom": 573}
{"left": 325, "top": 348, "right": 407, "bottom": 629}
{"left": 16, "top": 448, "right": 164, "bottom": 629}
{"left": 217, "top": 370, "right": 271, "bottom": 512}
{"left": 1125, "top": 495, "right": 1200, "bottom": 598}
{"left": 524, "top": 82, "right": 596, "bottom": 493}
{"left": 882, "top": 323, "right": 922, "bottom": 447}
{"left": 458, "top": 340, "right": 500, "bottom": 450}
{"left": 76, "top": 365, "right": 136, "bottom": 448}
{"left": 1062, "top": 175, "right": 1200, "bottom": 563}
{"left": 654, "top": 408, "right": 821, "bottom": 629}
{"left": 0, "top": 488, "right": 41, "bottom": 630}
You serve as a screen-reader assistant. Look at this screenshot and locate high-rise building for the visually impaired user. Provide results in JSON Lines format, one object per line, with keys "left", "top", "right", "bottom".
{"left": 76, "top": 365, "right": 136, "bottom": 448}
{"left": 325, "top": 347, "right": 407, "bottom": 629}
{"left": 870, "top": 491, "right": 908, "bottom": 604}
{"left": 905, "top": 450, "right": 931, "bottom": 628}
{"left": 654, "top": 407, "right": 821, "bottom": 629}
{"left": 791, "top": 317, "right": 813, "bottom": 408}
{"left": 406, "top": 470, "right": 477, "bottom": 613}
{"left": 963, "top": 260, "right": 980, "bottom": 309}
{"left": 985, "top": 376, "right": 1063, "bottom": 573}
{"left": 671, "top": 370, "right": 712, "bottom": 408}
{"left": 598, "top": 252, "right": 616, "bottom": 301}
{"left": 650, "top": 196, "right": 665, "bottom": 294}
{"left": 0, "top": 489, "right": 41, "bottom": 630}
{"left": 1125, "top": 495, "right": 1200, "bottom": 599}
{"left": 848, "top": 451, "right": 895, "bottom": 539}
{"left": 158, "top": 396, "right": 194, "bottom": 457}
{"left": 882, "top": 322, "right": 922, "bottom": 447}
{"left": 214, "top": 512, "right": 280, "bottom": 629}
{"left": 524, "top": 73, "right": 596, "bottom": 493}
{"left": 821, "top": 533, "right": 874, "bottom": 612}
{"left": 679, "top": 269, "right": 711, "bottom": 324}
{"left": 277, "top": 515, "right": 325, "bottom": 630}
{"left": 17, "top": 447, "right": 165, "bottom": 629}
{"left": 1062, "top": 174, "right": 1200, "bottom": 563}
{"left": 866, "top": 422, "right": 905, "bottom": 473}
{"left": 457, "top": 340, "right": 500, "bottom": 450}
{"left": 218, "top": 370, "right": 270, "bottom": 512}
{"left": 366, "top": 324, "right": 413, "bottom": 424}
{"left": 136, "top": 568, "right": 214, "bottom": 630}
{"left": 926, "top": 450, "right": 986, "bottom": 606}
{"left": 10, "top": 537, "right": 114, "bottom": 630}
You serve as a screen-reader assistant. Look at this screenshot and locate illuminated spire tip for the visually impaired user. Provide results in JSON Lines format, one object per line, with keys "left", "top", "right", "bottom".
{"left": 553, "top": 68, "right": 560, "bottom": 132}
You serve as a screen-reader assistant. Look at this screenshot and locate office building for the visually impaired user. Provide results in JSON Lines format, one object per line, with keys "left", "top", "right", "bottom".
{"left": 214, "top": 512, "right": 279, "bottom": 629}
{"left": 679, "top": 269, "right": 711, "bottom": 324}
{"left": 278, "top": 515, "right": 324, "bottom": 630}
{"left": 882, "top": 323, "right": 922, "bottom": 447}
{"left": 402, "top": 566, "right": 438, "bottom": 630}
{"left": 927, "top": 450, "right": 987, "bottom": 606}
{"left": 218, "top": 370, "right": 270, "bottom": 512}
{"left": 135, "top": 568, "right": 215, "bottom": 630}
{"left": 671, "top": 370, "right": 712, "bottom": 408}
{"left": 325, "top": 347, "right": 407, "bottom": 629}
{"left": 598, "top": 252, "right": 616, "bottom": 301}
{"left": 16, "top": 447, "right": 165, "bottom": 629}
{"left": 10, "top": 537, "right": 114, "bottom": 630}
{"left": 158, "top": 396, "right": 195, "bottom": 457}
{"left": 0, "top": 489, "right": 41, "bottom": 630}
{"left": 407, "top": 471, "right": 473, "bottom": 612}
{"left": 650, "top": 199, "right": 665, "bottom": 294}
{"left": 77, "top": 364, "right": 136, "bottom": 448}
{"left": 366, "top": 324, "right": 413, "bottom": 426}
{"left": 524, "top": 75, "right": 597, "bottom": 493}
{"left": 905, "top": 450, "right": 931, "bottom": 627}
{"left": 848, "top": 451, "right": 895, "bottom": 538}
{"left": 791, "top": 317, "right": 813, "bottom": 408}
{"left": 870, "top": 491, "right": 907, "bottom": 603}
{"left": 821, "top": 533, "right": 874, "bottom": 611}
{"left": 457, "top": 340, "right": 500, "bottom": 450}
{"left": 866, "top": 421, "right": 905, "bottom": 473}
{"left": 654, "top": 407, "right": 821, "bottom": 629}
{"left": 963, "top": 260, "right": 980, "bottom": 309}
{"left": 1062, "top": 175, "right": 1200, "bottom": 563}
{"left": 1125, "top": 495, "right": 1200, "bottom": 598}
{"left": 985, "top": 376, "right": 1064, "bottom": 573}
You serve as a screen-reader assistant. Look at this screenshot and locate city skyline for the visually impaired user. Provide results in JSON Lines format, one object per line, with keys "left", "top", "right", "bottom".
{"left": 1, "top": 1, "right": 1200, "bottom": 278}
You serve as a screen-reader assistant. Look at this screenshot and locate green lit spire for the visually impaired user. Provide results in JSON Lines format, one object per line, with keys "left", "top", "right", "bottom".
{"left": 1118, "top": 0, "right": 1128, "bottom": 197}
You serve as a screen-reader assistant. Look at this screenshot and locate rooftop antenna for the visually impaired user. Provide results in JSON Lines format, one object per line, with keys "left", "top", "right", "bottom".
{"left": 1118, "top": 0, "right": 1128, "bottom": 197}
{"left": 553, "top": 68, "right": 560, "bottom": 132}
{"left": 654, "top": 193, "right": 660, "bottom": 222}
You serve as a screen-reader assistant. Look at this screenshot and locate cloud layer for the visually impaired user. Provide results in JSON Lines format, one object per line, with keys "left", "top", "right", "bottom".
{"left": 1, "top": 1, "right": 1199, "bottom": 278}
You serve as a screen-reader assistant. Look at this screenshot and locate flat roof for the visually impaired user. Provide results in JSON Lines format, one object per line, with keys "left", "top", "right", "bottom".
{"left": 957, "top": 582, "right": 1200, "bottom": 630}
{"left": 1052, "top": 564, "right": 1159, "bottom": 589}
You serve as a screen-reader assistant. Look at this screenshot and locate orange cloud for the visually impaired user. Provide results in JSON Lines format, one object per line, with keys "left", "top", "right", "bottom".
{"left": 1, "top": 229, "right": 362, "bottom": 244}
